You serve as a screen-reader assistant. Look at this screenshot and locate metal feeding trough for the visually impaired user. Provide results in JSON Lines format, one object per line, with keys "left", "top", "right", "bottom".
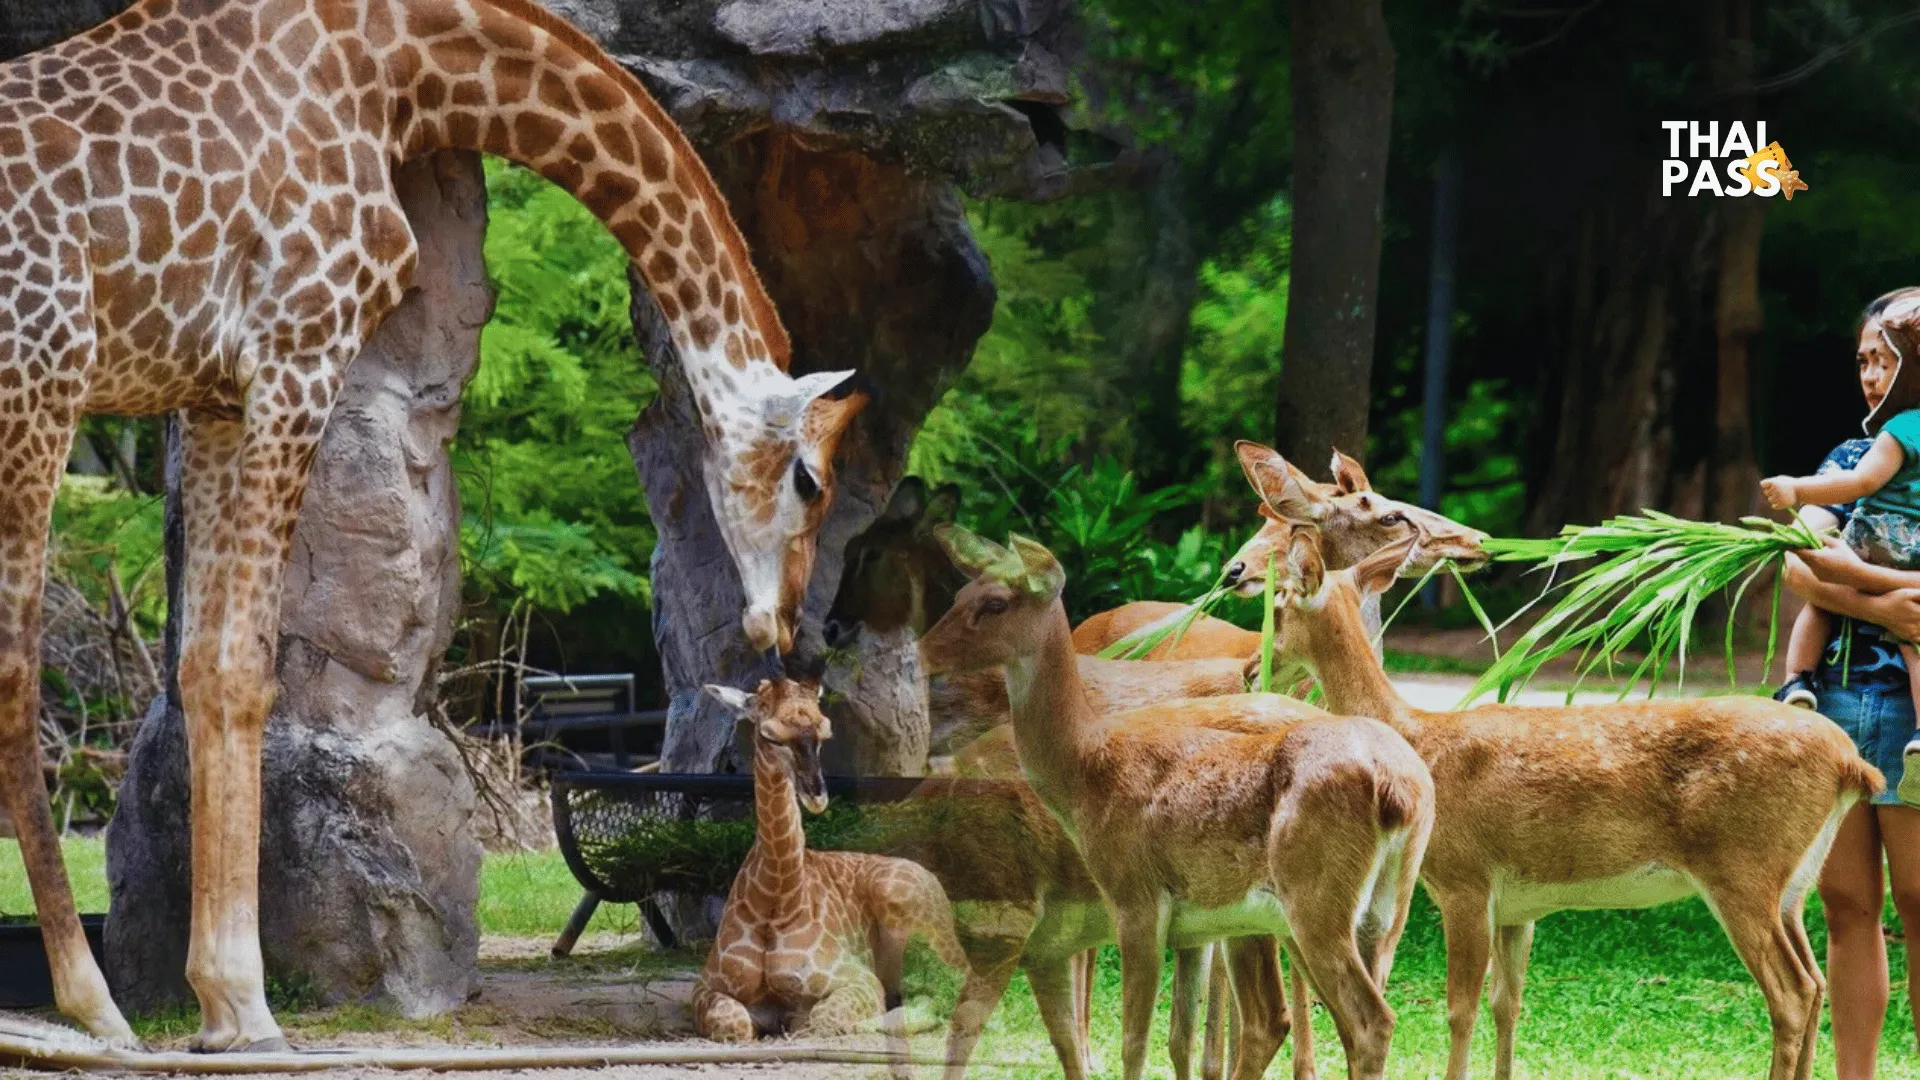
{"left": 0, "top": 914, "right": 107, "bottom": 1009}
{"left": 547, "top": 771, "right": 929, "bottom": 954}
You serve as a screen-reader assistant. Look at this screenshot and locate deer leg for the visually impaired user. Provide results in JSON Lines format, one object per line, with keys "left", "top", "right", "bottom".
{"left": 1074, "top": 947, "right": 1095, "bottom": 1067}
{"left": 1170, "top": 946, "right": 1208, "bottom": 1080}
{"left": 1282, "top": 939, "right": 1319, "bottom": 1080}
{"left": 1201, "top": 943, "right": 1229, "bottom": 1080}
{"left": 1028, "top": 955, "right": 1092, "bottom": 1080}
{"left": 1433, "top": 892, "right": 1491, "bottom": 1080}
{"left": 1221, "top": 935, "right": 1288, "bottom": 1080}
{"left": 1112, "top": 899, "right": 1170, "bottom": 1080}
{"left": 945, "top": 950, "right": 1021, "bottom": 1080}
{"left": 0, "top": 395, "right": 133, "bottom": 1044}
{"left": 1782, "top": 907, "right": 1822, "bottom": 1080}
{"left": 1708, "top": 888, "right": 1821, "bottom": 1080}
{"left": 1487, "top": 921, "right": 1534, "bottom": 1080}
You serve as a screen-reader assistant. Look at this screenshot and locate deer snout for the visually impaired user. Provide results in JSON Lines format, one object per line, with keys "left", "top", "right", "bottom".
{"left": 1224, "top": 560, "right": 1246, "bottom": 585}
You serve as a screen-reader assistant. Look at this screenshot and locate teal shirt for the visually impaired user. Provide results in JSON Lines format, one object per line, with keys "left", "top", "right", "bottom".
{"left": 1863, "top": 408, "right": 1920, "bottom": 519}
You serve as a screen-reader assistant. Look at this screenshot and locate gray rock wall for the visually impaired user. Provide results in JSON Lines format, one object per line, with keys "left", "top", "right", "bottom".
{"left": 107, "top": 153, "right": 489, "bottom": 1015}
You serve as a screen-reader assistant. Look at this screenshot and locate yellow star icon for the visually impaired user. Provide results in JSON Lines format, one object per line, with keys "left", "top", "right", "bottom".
{"left": 1739, "top": 141, "right": 1807, "bottom": 199}
{"left": 1778, "top": 168, "right": 1808, "bottom": 200}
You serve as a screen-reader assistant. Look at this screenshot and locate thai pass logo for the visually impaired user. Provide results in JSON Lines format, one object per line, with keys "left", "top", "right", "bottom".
{"left": 1661, "top": 121, "right": 1807, "bottom": 200}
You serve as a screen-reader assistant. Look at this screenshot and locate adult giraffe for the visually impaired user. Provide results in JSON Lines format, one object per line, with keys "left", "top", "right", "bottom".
{"left": 0, "top": 0, "right": 867, "bottom": 1049}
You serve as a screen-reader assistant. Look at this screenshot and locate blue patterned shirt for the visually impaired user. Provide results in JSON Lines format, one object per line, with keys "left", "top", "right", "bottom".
{"left": 1815, "top": 438, "right": 1910, "bottom": 688}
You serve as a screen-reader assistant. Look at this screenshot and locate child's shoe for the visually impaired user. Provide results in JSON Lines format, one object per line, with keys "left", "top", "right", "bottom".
{"left": 1773, "top": 671, "right": 1820, "bottom": 710}
{"left": 1901, "top": 739, "right": 1920, "bottom": 807}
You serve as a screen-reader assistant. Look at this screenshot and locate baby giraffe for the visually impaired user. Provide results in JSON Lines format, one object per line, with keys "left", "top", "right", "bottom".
{"left": 694, "top": 677, "right": 971, "bottom": 1067}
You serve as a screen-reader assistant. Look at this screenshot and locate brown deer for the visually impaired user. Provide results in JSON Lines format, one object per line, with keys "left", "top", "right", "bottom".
{"left": 918, "top": 526, "right": 1435, "bottom": 1080}
{"left": 1072, "top": 444, "right": 1489, "bottom": 659}
{"left": 1262, "top": 473, "right": 1885, "bottom": 1080}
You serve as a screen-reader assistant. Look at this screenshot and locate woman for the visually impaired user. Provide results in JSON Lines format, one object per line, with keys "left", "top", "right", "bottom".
{"left": 1785, "top": 288, "right": 1920, "bottom": 1079}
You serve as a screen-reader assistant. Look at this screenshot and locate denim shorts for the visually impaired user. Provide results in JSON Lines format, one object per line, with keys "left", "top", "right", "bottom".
{"left": 1818, "top": 681, "right": 1916, "bottom": 806}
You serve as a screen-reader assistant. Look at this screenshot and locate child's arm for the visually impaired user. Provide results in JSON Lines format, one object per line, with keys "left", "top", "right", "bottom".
{"left": 1762, "top": 433, "right": 1905, "bottom": 508}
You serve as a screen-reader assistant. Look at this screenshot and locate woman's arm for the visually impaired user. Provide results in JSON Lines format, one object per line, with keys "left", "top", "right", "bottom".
{"left": 1785, "top": 553, "right": 1920, "bottom": 639}
{"left": 1764, "top": 434, "right": 1903, "bottom": 508}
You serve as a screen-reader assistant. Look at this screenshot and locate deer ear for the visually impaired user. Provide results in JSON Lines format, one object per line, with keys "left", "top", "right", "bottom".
{"left": 1351, "top": 534, "right": 1419, "bottom": 597}
{"left": 1284, "top": 528, "right": 1326, "bottom": 602}
{"left": 1329, "top": 448, "right": 1372, "bottom": 494}
{"left": 1237, "top": 442, "right": 1327, "bottom": 525}
{"left": 879, "top": 477, "right": 928, "bottom": 524}
{"left": 702, "top": 684, "right": 752, "bottom": 717}
{"left": 1008, "top": 534, "right": 1067, "bottom": 598}
{"left": 923, "top": 484, "right": 962, "bottom": 527}
{"left": 934, "top": 524, "right": 1014, "bottom": 579}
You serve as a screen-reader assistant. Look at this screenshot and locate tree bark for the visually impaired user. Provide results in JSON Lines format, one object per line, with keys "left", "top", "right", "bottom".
{"left": 1708, "top": 0, "right": 1763, "bottom": 523}
{"left": 1274, "top": 0, "right": 1396, "bottom": 473}
{"left": 108, "top": 154, "right": 489, "bottom": 1013}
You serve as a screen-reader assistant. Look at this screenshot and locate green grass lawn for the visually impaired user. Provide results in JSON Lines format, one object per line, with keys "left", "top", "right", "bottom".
{"left": 10, "top": 835, "right": 1920, "bottom": 1077}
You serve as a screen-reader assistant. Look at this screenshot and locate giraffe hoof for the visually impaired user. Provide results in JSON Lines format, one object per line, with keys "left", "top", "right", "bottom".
{"left": 189, "top": 1033, "right": 291, "bottom": 1054}
{"left": 238, "top": 1036, "right": 294, "bottom": 1054}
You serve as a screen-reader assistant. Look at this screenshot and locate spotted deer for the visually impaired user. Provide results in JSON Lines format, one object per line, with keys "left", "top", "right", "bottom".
{"left": 1263, "top": 469, "right": 1884, "bottom": 1080}
{"left": 917, "top": 526, "right": 1435, "bottom": 1080}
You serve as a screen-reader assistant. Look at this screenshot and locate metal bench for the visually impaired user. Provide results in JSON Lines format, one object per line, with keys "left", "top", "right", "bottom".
{"left": 520, "top": 673, "right": 666, "bottom": 772}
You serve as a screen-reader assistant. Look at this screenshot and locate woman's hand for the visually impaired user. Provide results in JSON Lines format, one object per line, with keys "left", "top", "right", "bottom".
{"left": 1798, "top": 535, "right": 1867, "bottom": 585}
{"left": 1866, "top": 588, "right": 1920, "bottom": 641}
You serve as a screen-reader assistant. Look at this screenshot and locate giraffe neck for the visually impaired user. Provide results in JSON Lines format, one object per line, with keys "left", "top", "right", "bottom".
{"left": 381, "top": 0, "right": 790, "bottom": 394}
{"left": 747, "top": 736, "right": 808, "bottom": 918}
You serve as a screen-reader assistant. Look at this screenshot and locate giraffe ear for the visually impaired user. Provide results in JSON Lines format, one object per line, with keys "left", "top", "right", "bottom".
{"left": 803, "top": 389, "right": 868, "bottom": 454}
{"left": 702, "top": 684, "right": 752, "bottom": 717}
{"left": 790, "top": 369, "right": 857, "bottom": 403}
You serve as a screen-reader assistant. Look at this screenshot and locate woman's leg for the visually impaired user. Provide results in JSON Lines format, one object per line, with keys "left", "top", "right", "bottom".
{"left": 1878, "top": 805, "right": 1920, "bottom": 1051}
{"left": 1820, "top": 802, "right": 1887, "bottom": 1080}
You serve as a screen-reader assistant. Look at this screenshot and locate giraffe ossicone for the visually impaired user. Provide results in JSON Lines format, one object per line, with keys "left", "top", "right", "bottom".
{"left": 0, "top": 0, "right": 864, "bottom": 1049}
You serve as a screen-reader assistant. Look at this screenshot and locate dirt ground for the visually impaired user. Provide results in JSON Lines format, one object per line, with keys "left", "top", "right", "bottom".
{"left": 0, "top": 933, "right": 974, "bottom": 1080}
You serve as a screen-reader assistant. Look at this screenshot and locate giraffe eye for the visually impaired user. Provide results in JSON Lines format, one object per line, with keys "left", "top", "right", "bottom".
{"left": 793, "top": 459, "right": 821, "bottom": 502}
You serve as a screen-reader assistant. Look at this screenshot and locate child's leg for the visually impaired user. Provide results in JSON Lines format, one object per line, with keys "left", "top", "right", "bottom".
{"left": 1784, "top": 603, "right": 1831, "bottom": 679}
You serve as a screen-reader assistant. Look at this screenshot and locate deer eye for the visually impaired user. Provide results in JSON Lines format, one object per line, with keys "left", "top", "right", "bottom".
{"left": 793, "top": 459, "right": 821, "bottom": 502}
{"left": 1381, "top": 512, "right": 1405, "bottom": 527}
{"left": 980, "top": 597, "right": 1009, "bottom": 616}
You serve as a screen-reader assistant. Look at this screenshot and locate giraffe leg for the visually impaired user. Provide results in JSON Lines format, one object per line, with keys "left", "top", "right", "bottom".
{"left": 0, "top": 389, "right": 133, "bottom": 1043}
{"left": 176, "top": 395, "right": 330, "bottom": 1052}
{"left": 800, "top": 968, "right": 887, "bottom": 1037}
{"left": 693, "top": 978, "right": 757, "bottom": 1042}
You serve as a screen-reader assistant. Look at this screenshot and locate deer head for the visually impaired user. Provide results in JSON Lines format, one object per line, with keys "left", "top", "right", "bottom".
{"left": 1227, "top": 441, "right": 1489, "bottom": 592}
{"left": 821, "top": 478, "right": 964, "bottom": 648}
{"left": 708, "top": 370, "right": 870, "bottom": 656}
{"left": 915, "top": 526, "right": 1066, "bottom": 676}
{"left": 1267, "top": 525, "right": 1421, "bottom": 682}
{"left": 704, "top": 677, "right": 834, "bottom": 813}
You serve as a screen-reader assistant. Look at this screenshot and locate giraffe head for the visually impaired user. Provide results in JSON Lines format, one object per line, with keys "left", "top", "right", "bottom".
{"left": 701, "top": 369, "right": 870, "bottom": 656}
{"left": 704, "top": 677, "right": 834, "bottom": 814}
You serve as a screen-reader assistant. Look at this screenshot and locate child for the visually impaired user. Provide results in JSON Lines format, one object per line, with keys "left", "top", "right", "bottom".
{"left": 1763, "top": 296, "right": 1920, "bottom": 804}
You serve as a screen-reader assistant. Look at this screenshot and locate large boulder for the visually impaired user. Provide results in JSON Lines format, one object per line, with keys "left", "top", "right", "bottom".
{"left": 614, "top": 0, "right": 1080, "bottom": 779}
{"left": 106, "top": 153, "right": 489, "bottom": 1014}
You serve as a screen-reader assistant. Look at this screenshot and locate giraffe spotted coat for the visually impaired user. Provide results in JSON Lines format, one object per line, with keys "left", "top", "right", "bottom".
{"left": 695, "top": 678, "right": 969, "bottom": 1042}
{"left": 0, "top": 0, "right": 864, "bottom": 1049}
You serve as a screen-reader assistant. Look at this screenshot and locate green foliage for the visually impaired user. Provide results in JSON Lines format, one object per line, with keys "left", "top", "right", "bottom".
{"left": 459, "top": 158, "right": 655, "bottom": 618}
{"left": 1371, "top": 376, "right": 1528, "bottom": 538}
{"left": 46, "top": 476, "right": 166, "bottom": 637}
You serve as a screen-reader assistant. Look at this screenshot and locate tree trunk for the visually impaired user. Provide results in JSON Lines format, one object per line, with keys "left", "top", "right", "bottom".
{"left": 1274, "top": 0, "right": 1396, "bottom": 473}
{"left": 109, "top": 154, "right": 488, "bottom": 1013}
{"left": 1708, "top": 0, "right": 1763, "bottom": 523}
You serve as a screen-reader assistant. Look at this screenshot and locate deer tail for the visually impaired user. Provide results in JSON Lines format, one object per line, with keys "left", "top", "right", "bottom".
{"left": 1373, "top": 769, "right": 1425, "bottom": 833}
{"left": 1843, "top": 755, "right": 1887, "bottom": 801}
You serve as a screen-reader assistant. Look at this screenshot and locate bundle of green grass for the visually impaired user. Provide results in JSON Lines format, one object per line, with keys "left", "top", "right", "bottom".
{"left": 1462, "top": 511, "right": 1824, "bottom": 703}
